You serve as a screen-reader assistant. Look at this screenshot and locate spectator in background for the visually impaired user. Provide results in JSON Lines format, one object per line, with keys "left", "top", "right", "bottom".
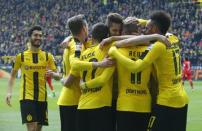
{"left": 0, "top": 0, "right": 201, "bottom": 67}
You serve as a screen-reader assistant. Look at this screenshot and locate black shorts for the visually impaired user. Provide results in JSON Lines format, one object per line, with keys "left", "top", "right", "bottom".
{"left": 59, "top": 105, "right": 77, "bottom": 131}
{"left": 20, "top": 100, "right": 48, "bottom": 125}
{"left": 77, "top": 106, "right": 113, "bottom": 131}
{"left": 147, "top": 104, "right": 188, "bottom": 131}
{"left": 111, "top": 99, "right": 117, "bottom": 131}
{"left": 117, "top": 111, "right": 150, "bottom": 131}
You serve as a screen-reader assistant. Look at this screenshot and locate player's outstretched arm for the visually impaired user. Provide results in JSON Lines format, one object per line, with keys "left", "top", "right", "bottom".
{"left": 60, "top": 36, "right": 73, "bottom": 49}
{"left": 115, "top": 34, "right": 171, "bottom": 48}
{"left": 72, "top": 58, "right": 115, "bottom": 71}
{"left": 45, "top": 70, "right": 62, "bottom": 81}
{"left": 100, "top": 35, "right": 136, "bottom": 49}
{"left": 80, "top": 67, "right": 115, "bottom": 89}
{"left": 61, "top": 74, "right": 79, "bottom": 87}
{"left": 71, "top": 60, "right": 93, "bottom": 71}
{"left": 109, "top": 42, "right": 166, "bottom": 72}
{"left": 6, "top": 69, "right": 17, "bottom": 107}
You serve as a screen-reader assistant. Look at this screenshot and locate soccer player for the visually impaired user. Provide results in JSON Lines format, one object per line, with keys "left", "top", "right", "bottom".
{"left": 108, "top": 11, "right": 189, "bottom": 131}
{"left": 106, "top": 13, "right": 123, "bottom": 131}
{"left": 113, "top": 19, "right": 153, "bottom": 131}
{"left": 57, "top": 14, "right": 90, "bottom": 131}
{"left": 182, "top": 57, "right": 194, "bottom": 90}
{"left": 5, "top": 26, "right": 59, "bottom": 131}
{"left": 64, "top": 23, "right": 114, "bottom": 131}
{"left": 106, "top": 13, "right": 123, "bottom": 36}
{"left": 46, "top": 75, "right": 56, "bottom": 97}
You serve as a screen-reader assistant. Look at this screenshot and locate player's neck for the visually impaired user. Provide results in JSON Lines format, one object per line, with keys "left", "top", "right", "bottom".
{"left": 74, "top": 35, "right": 84, "bottom": 43}
{"left": 91, "top": 38, "right": 99, "bottom": 46}
{"left": 30, "top": 45, "right": 40, "bottom": 52}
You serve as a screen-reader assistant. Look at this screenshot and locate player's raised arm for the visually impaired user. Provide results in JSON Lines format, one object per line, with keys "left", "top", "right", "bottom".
{"left": 99, "top": 35, "right": 135, "bottom": 49}
{"left": 59, "top": 36, "right": 73, "bottom": 49}
{"left": 109, "top": 42, "right": 166, "bottom": 73}
{"left": 80, "top": 67, "right": 115, "bottom": 89}
{"left": 115, "top": 34, "right": 171, "bottom": 48}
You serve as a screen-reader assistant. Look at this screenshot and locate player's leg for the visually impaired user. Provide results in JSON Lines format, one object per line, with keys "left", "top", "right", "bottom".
{"left": 47, "top": 77, "right": 54, "bottom": 91}
{"left": 89, "top": 107, "right": 113, "bottom": 131}
{"left": 171, "top": 104, "right": 188, "bottom": 131}
{"left": 26, "top": 122, "right": 38, "bottom": 131}
{"left": 36, "top": 124, "right": 42, "bottom": 131}
{"left": 117, "top": 111, "right": 150, "bottom": 131}
{"left": 77, "top": 109, "right": 90, "bottom": 131}
{"left": 36, "top": 101, "right": 48, "bottom": 131}
{"left": 20, "top": 100, "right": 38, "bottom": 131}
{"left": 187, "top": 72, "right": 194, "bottom": 90}
{"left": 47, "top": 77, "right": 55, "bottom": 97}
{"left": 182, "top": 72, "right": 186, "bottom": 85}
{"left": 117, "top": 111, "right": 133, "bottom": 131}
{"left": 111, "top": 99, "right": 117, "bottom": 131}
{"left": 59, "top": 105, "right": 77, "bottom": 131}
{"left": 147, "top": 104, "right": 171, "bottom": 131}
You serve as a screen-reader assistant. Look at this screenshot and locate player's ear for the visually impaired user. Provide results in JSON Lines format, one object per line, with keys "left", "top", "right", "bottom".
{"left": 153, "top": 25, "right": 159, "bottom": 34}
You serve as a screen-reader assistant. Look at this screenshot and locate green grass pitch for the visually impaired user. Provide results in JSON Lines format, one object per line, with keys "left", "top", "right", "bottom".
{"left": 0, "top": 78, "right": 202, "bottom": 131}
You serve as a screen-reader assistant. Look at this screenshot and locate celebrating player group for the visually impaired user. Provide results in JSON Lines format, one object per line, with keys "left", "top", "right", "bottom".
{"left": 6, "top": 11, "right": 189, "bottom": 131}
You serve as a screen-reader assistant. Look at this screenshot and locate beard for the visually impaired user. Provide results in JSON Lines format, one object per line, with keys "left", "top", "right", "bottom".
{"left": 31, "top": 39, "right": 41, "bottom": 48}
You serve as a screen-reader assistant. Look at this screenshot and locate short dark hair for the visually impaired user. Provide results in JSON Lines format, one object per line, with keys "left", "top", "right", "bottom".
{"left": 150, "top": 11, "right": 171, "bottom": 35}
{"left": 92, "top": 23, "right": 109, "bottom": 43}
{"left": 28, "top": 26, "right": 42, "bottom": 37}
{"left": 67, "top": 14, "right": 87, "bottom": 36}
{"left": 106, "top": 13, "right": 123, "bottom": 27}
{"left": 185, "top": 57, "right": 189, "bottom": 61}
{"left": 123, "top": 19, "right": 138, "bottom": 35}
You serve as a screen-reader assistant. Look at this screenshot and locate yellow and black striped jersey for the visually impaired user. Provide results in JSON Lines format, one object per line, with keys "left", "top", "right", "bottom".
{"left": 109, "top": 36, "right": 189, "bottom": 108}
{"left": 57, "top": 38, "right": 92, "bottom": 106}
{"left": 13, "top": 49, "right": 56, "bottom": 102}
{"left": 116, "top": 46, "right": 152, "bottom": 112}
{"left": 71, "top": 43, "right": 114, "bottom": 109}
{"left": 57, "top": 38, "right": 81, "bottom": 106}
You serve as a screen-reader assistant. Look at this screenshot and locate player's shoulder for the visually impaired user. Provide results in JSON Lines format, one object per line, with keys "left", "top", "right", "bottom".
{"left": 166, "top": 32, "right": 179, "bottom": 44}
{"left": 16, "top": 49, "right": 29, "bottom": 58}
{"left": 152, "top": 41, "right": 167, "bottom": 51}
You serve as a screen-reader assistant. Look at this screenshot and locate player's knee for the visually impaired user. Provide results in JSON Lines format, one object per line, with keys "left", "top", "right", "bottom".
{"left": 27, "top": 122, "right": 37, "bottom": 131}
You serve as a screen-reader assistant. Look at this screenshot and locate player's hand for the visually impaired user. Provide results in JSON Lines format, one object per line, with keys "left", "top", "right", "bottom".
{"left": 124, "top": 16, "right": 138, "bottom": 24}
{"left": 60, "top": 36, "right": 72, "bottom": 49}
{"left": 5, "top": 93, "right": 12, "bottom": 107}
{"left": 80, "top": 80, "right": 87, "bottom": 93}
{"left": 157, "top": 35, "right": 171, "bottom": 47}
{"left": 45, "top": 70, "right": 56, "bottom": 78}
{"left": 99, "top": 37, "right": 112, "bottom": 50}
{"left": 98, "top": 58, "right": 115, "bottom": 67}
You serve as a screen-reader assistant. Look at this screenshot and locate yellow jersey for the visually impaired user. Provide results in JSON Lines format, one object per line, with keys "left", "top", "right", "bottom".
{"left": 109, "top": 36, "right": 188, "bottom": 108}
{"left": 13, "top": 49, "right": 56, "bottom": 101}
{"left": 72, "top": 44, "right": 114, "bottom": 109}
{"left": 57, "top": 38, "right": 92, "bottom": 106}
{"left": 116, "top": 46, "right": 152, "bottom": 112}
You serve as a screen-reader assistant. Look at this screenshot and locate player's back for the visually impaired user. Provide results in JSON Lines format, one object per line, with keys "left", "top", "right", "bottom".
{"left": 116, "top": 46, "right": 152, "bottom": 112}
{"left": 57, "top": 38, "right": 81, "bottom": 106}
{"left": 154, "top": 35, "right": 189, "bottom": 108}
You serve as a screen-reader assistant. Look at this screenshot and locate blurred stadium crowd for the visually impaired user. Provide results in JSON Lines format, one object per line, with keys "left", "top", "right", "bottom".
{"left": 0, "top": 0, "right": 201, "bottom": 66}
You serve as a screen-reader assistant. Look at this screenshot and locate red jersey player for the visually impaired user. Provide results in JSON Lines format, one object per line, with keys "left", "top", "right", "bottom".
{"left": 46, "top": 75, "right": 56, "bottom": 97}
{"left": 182, "top": 57, "right": 194, "bottom": 90}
